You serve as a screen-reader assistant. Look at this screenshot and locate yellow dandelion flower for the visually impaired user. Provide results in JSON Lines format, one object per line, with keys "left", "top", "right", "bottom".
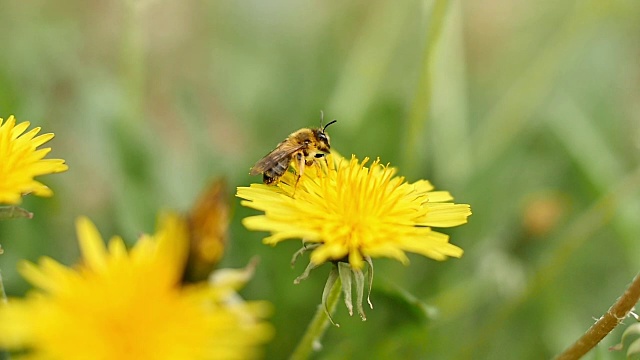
{"left": 237, "top": 154, "right": 471, "bottom": 269}
{"left": 0, "top": 214, "right": 272, "bottom": 360}
{"left": 238, "top": 153, "right": 471, "bottom": 320}
{"left": 0, "top": 115, "right": 68, "bottom": 205}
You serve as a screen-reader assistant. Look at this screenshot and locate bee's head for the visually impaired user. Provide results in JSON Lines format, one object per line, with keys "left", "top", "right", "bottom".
{"left": 313, "top": 119, "right": 337, "bottom": 153}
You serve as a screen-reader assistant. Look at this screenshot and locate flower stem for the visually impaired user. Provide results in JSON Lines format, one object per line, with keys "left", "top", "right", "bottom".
{"left": 554, "top": 272, "right": 640, "bottom": 360}
{"left": 0, "top": 269, "right": 7, "bottom": 304}
{"left": 290, "top": 278, "right": 342, "bottom": 360}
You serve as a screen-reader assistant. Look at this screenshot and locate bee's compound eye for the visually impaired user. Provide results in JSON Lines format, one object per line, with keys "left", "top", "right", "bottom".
{"left": 317, "top": 133, "right": 328, "bottom": 142}
{"left": 315, "top": 153, "right": 325, "bottom": 158}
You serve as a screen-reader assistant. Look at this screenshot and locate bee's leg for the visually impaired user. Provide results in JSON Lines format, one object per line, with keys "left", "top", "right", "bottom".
{"left": 306, "top": 159, "right": 321, "bottom": 177}
{"left": 293, "top": 153, "right": 305, "bottom": 196}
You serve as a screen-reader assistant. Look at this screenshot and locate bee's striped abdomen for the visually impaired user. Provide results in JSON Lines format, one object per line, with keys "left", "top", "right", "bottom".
{"left": 262, "top": 158, "right": 290, "bottom": 184}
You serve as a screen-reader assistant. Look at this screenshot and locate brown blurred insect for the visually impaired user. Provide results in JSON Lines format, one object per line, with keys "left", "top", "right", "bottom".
{"left": 182, "top": 178, "right": 229, "bottom": 283}
{"left": 250, "top": 114, "right": 337, "bottom": 187}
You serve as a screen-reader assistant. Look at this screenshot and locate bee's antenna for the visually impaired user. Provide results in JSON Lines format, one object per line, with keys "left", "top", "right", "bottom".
{"left": 323, "top": 119, "right": 337, "bottom": 132}
{"left": 320, "top": 110, "right": 325, "bottom": 127}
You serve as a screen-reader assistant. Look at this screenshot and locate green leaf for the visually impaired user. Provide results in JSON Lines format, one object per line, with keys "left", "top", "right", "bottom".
{"left": 375, "top": 278, "right": 439, "bottom": 326}
{"left": 627, "top": 338, "right": 640, "bottom": 360}
{"left": 610, "top": 323, "right": 640, "bottom": 357}
{"left": 621, "top": 324, "right": 640, "bottom": 346}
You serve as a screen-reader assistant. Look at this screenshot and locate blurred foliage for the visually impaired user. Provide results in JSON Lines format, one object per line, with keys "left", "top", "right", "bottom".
{"left": 611, "top": 322, "right": 640, "bottom": 359}
{"left": 1, "top": 0, "right": 640, "bottom": 359}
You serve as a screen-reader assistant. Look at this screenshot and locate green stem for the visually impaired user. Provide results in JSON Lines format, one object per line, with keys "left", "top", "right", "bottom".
{"left": 0, "top": 269, "right": 7, "bottom": 304}
{"left": 289, "top": 278, "right": 342, "bottom": 360}
{"left": 554, "top": 272, "right": 640, "bottom": 360}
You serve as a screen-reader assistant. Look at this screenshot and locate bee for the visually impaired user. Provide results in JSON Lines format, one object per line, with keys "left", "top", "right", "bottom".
{"left": 250, "top": 115, "right": 337, "bottom": 187}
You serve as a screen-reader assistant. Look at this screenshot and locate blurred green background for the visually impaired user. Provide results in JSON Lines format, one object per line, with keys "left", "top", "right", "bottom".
{"left": 1, "top": 0, "right": 640, "bottom": 358}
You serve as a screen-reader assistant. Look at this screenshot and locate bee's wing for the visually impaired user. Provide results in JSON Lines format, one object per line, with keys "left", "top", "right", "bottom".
{"left": 250, "top": 143, "right": 304, "bottom": 175}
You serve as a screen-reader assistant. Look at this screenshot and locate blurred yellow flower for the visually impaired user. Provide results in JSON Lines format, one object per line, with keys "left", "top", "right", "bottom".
{"left": 0, "top": 115, "right": 68, "bottom": 205}
{"left": 0, "top": 214, "right": 272, "bottom": 360}
{"left": 237, "top": 154, "right": 471, "bottom": 269}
